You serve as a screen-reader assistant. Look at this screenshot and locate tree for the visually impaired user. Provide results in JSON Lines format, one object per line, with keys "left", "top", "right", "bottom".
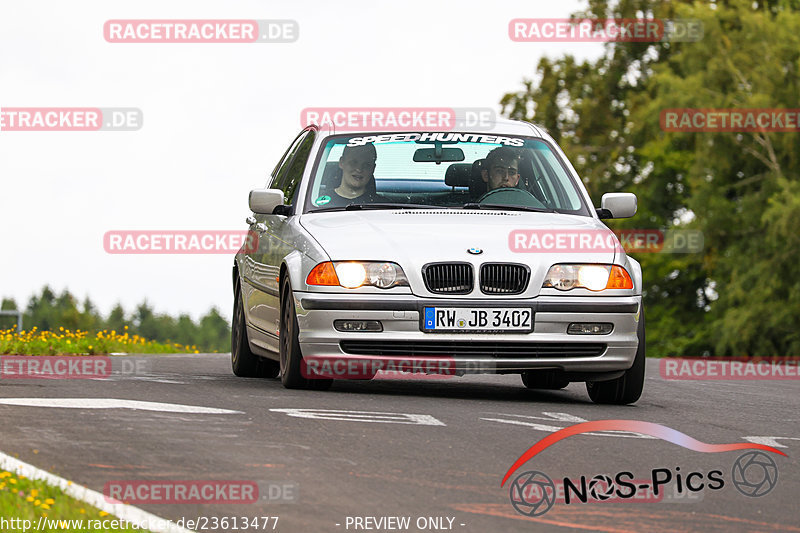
{"left": 501, "top": 0, "right": 800, "bottom": 355}
{"left": 106, "top": 304, "right": 129, "bottom": 333}
{"left": 0, "top": 297, "right": 18, "bottom": 330}
{"left": 4, "top": 287, "right": 232, "bottom": 352}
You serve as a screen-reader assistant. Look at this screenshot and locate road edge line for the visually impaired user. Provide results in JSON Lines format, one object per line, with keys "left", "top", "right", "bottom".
{"left": 0, "top": 450, "right": 195, "bottom": 533}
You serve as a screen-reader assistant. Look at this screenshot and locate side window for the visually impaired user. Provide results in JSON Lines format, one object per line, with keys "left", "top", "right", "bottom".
{"left": 267, "top": 132, "right": 305, "bottom": 194}
{"left": 270, "top": 130, "right": 315, "bottom": 205}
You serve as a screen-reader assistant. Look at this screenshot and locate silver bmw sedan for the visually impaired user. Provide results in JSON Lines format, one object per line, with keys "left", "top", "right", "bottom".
{"left": 232, "top": 119, "right": 644, "bottom": 404}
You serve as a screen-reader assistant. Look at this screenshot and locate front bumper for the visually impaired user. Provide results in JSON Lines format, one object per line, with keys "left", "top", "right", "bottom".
{"left": 293, "top": 292, "right": 641, "bottom": 374}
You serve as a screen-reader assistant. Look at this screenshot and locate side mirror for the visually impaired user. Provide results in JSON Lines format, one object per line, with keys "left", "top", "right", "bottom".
{"left": 249, "top": 189, "right": 285, "bottom": 215}
{"left": 597, "top": 192, "right": 637, "bottom": 219}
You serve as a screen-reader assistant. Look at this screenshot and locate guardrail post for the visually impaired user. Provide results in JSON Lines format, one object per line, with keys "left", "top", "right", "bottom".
{"left": 0, "top": 310, "right": 23, "bottom": 332}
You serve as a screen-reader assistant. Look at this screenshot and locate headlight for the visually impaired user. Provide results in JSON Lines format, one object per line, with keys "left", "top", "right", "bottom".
{"left": 335, "top": 262, "right": 367, "bottom": 288}
{"left": 306, "top": 261, "right": 409, "bottom": 289}
{"left": 543, "top": 264, "right": 633, "bottom": 291}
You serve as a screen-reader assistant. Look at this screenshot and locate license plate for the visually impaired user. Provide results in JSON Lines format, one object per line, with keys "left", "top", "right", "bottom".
{"left": 422, "top": 307, "right": 533, "bottom": 333}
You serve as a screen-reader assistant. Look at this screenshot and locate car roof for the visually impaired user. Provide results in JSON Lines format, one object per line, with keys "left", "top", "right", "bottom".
{"left": 313, "top": 116, "right": 546, "bottom": 138}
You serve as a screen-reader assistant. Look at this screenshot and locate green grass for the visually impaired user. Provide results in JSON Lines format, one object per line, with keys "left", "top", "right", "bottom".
{"left": 0, "top": 470, "right": 153, "bottom": 532}
{"left": 0, "top": 327, "right": 199, "bottom": 355}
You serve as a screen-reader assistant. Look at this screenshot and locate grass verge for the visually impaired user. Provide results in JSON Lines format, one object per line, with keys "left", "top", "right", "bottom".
{"left": 0, "top": 327, "right": 199, "bottom": 355}
{"left": 0, "top": 470, "right": 153, "bottom": 532}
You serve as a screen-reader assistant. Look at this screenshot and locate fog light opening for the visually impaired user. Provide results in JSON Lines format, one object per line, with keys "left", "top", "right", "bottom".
{"left": 567, "top": 322, "right": 613, "bottom": 335}
{"left": 333, "top": 320, "right": 383, "bottom": 333}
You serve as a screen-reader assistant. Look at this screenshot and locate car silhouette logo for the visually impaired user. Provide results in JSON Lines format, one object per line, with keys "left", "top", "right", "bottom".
{"left": 467, "top": 248, "right": 483, "bottom": 255}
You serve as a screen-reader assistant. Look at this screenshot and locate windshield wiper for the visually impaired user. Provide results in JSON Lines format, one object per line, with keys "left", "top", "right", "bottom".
{"left": 311, "top": 203, "right": 444, "bottom": 212}
{"left": 346, "top": 203, "right": 444, "bottom": 210}
{"left": 462, "top": 203, "right": 555, "bottom": 213}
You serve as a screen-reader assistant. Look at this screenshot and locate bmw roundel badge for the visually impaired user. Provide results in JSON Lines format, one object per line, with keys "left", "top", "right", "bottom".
{"left": 467, "top": 248, "right": 483, "bottom": 255}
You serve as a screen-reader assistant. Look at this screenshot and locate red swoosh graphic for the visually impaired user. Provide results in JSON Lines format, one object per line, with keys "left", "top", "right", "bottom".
{"left": 501, "top": 419, "right": 786, "bottom": 486}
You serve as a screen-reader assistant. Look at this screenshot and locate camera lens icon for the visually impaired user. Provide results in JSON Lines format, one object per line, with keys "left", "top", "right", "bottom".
{"left": 732, "top": 451, "right": 778, "bottom": 497}
{"left": 588, "top": 474, "right": 615, "bottom": 501}
{"left": 509, "top": 471, "right": 556, "bottom": 517}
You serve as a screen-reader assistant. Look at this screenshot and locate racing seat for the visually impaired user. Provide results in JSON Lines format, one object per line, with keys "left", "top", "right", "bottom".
{"left": 517, "top": 156, "right": 547, "bottom": 204}
{"left": 444, "top": 163, "right": 473, "bottom": 188}
{"left": 468, "top": 159, "right": 488, "bottom": 200}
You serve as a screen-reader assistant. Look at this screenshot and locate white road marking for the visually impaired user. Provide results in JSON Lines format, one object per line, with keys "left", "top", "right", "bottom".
{"left": 0, "top": 450, "right": 195, "bottom": 533}
{"left": 0, "top": 398, "right": 241, "bottom": 414}
{"left": 270, "top": 408, "right": 445, "bottom": 426}
{"left": 482, "top": 411, "right": 655, "bottom": 439}
{"left": 504, "top": 412, "right": 587, "bottom": 423}
{"left": 91, "top": 377, "right": 188, "bottom": 384}
{"left": 743, "top": 436, "right": 800, "bottom": 448}
{"left": 480, "top": 418, "right": 564, "bottom": 433}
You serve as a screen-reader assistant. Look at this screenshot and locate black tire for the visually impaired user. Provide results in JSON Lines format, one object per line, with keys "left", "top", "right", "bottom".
{"left": 279, "top": 276, "right": 333, "bottom": 390}
{"left": 231, "top": 283, "right": 279, "bottom": 378}
{"left": 521, "top": 370, "right": 569, "bottom": 390}
{"left": 586, "top": 304, "right": 645, "bottom": 405}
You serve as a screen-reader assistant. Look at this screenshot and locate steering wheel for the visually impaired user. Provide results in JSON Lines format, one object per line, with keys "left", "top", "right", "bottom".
{"left": 476, "top": 187, "right": 546, "bottom": 209}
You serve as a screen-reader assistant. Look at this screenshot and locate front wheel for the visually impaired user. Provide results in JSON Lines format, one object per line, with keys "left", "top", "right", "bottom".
{"left": 231, "top": 282, "right": 279, "bottom": 378}
{"left": 586, "top": 304, "right": 645, "bottom": 405}
{"left": 279, "top": 276, "right": 333, "bottom": 390}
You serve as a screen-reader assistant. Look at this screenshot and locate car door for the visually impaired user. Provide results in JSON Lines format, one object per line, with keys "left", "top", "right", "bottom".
{"left": 244, "top": 129, "right": 315, "bottom": 347}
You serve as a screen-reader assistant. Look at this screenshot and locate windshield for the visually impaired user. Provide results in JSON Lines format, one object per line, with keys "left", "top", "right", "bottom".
{"left": 303, "top": 132, "right": 590, "bottom": 214}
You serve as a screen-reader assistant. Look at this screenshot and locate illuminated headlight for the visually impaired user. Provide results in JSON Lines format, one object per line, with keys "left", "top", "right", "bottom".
{"left": 335, "top": 263, "right": 368, "bottom": 288}
{"left": 332, "top": 262, "right": 409, "bottom": 289}
{"left": 543, "top": 264, "right": 633, "bottom": 291}
{"left": 578, "top": 265, "right": 612, "bottom": 291}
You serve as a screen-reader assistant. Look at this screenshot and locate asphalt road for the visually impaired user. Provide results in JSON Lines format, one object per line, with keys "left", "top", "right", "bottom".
{"left": 1, "top": 354, "right": 798, "bottom": 533}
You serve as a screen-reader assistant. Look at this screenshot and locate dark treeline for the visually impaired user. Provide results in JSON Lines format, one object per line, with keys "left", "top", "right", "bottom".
{"left": 0, "top": 286, "right": 230, "bottom": 352}
{"left": 502, "top": 0, "right": 800, "bottom": 356}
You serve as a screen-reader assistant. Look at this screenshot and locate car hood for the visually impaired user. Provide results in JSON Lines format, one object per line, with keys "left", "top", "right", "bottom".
{"left": 299, "top": 210, "right": 618, "bottom": 297}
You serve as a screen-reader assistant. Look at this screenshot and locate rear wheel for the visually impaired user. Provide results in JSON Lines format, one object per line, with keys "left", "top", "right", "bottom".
{"left": 231, "top": 282, "right": 279, "bottom": 378}
{"left": 521, "top": 370, "right": 569, "bottom": 390}
{"left": 279, "top": 276, "right": 333, "bottom": 390}
{"left": 586, "top": 304, "right": 645, "bottom": 405}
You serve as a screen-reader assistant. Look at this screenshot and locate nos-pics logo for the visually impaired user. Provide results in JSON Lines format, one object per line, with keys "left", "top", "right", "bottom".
{"left": 501, "top": 420, "right": 784, "bottom": 517}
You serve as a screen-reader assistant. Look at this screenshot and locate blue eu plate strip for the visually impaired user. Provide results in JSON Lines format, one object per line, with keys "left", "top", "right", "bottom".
{"left": 424, "top": 307, "right": 436, "bottom": 329}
